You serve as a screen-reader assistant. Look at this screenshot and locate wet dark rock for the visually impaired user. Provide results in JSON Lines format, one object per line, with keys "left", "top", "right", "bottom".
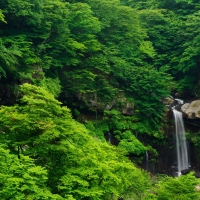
{"left": 181, "top": 168, "right": 190, "bottom": 175}
{"left": 195, "top": 171, "right": 200, "bottom": 178}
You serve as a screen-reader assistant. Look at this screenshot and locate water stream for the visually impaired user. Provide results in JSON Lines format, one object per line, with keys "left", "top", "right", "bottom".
{"left": 108, "top": 132, "right": 111, "bottom": 143}
{"left": 173, "top": 109, "right": 190, "bottom": 176}
{"left": 146, "top": 151, "right": 149, "bottom": 171}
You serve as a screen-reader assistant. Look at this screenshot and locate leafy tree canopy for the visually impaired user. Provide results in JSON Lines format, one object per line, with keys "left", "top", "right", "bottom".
{"left": 148, "top": 172, "right": 200, "bottom": 200}
{"left": 0, "top": 83, "right": 150, "bottom": 199}
{"left": 0, "top": 146, "right": 63, "bottom": 199}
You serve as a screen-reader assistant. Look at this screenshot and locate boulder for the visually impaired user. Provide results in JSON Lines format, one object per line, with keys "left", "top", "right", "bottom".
{"left": 121, "top": 102, "right": 134, "bottom": 115}
{"left": 181, "top": 168, "right": 190, "bottom": 175}
{"left": 162, "top": 97, "right": 174, "bottom": 105}
{"left": 181, "top": 100, "right": 200, "bottom": 119}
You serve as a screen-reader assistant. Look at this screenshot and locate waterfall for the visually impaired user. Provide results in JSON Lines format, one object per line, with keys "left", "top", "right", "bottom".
{"left": 174, "top": 98, "right": 184, "bottom": 105}
{"left": 108, "top": 132, "right": 111, "bottom": 143}
{"left": 146, "top": 151, "right": 149, "bottom": 171}
{"left": 187, "top": 141, "right": 191, "bottom": 168}
{"left": 173, "top": 109, "right": 189, "bottom": 176}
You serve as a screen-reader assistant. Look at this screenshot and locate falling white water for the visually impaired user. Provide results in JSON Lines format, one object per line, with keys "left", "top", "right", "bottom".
{"left": 173, "top": 109, "right": 189, "bottom": 176}
{"left": 146, "top": 151, "right": 149, "bottom": 171}
{"left": 174, "top": 98, "right": 184, "bottom": 105}
{"left": 108, "top": 132, "right": 111, "bottom": 143}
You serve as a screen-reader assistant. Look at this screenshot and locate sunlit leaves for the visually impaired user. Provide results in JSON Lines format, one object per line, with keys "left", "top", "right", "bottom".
{"left": 0, "top": 146, "right": 63, "bottom": 199}
{"left": 0, "top": 9, "right": 6, "bottom": 23}
{"left": 149, "top": 172, "right": 200, "bottom": 200}
{"left": 0, "top": 84, "right": 149, "bottom": 199}
{"left": 118, "top": 131, "right": 147, "bottom": 155}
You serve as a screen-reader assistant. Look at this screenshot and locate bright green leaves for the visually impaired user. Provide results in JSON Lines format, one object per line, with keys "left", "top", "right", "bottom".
{"left": 0, "top": 83, "right": 68, "bottom": 152}
{"left": 139, "top": 41, "right": 156, "bottom": 58}
{"left": 93, "top": 110, "right": 148, "bottom": 156}
{"left": 0, "top": 84, "right": 150, "bottom": 199}
{"left": 0, "top": 9, "right": 6, "bottom": 23}
{"left": 0, "top": 146, "right": 63, "bottom": 200}
{"left": 148, "top": 172, "right": 200, "bottom": 200}
{"left": 38, "top": 77, "right": 62, "bottom": 97}
{"left": 58, "top": 141, "right": 149, "bottom": 200}
{"left": 118, "top": 131, "right": 147, "bottom": 155}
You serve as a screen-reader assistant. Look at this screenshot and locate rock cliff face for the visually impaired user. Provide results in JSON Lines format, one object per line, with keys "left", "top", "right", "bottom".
{"left": 76, "top": 92, "right": 135, "bottom": 115}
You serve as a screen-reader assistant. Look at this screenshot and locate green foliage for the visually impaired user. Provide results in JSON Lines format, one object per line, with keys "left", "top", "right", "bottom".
{"left": 124, "top": 66, "right": 173, "bottom": 130}
{"left": 187, "top": 131, "right": 200, "bottom": 159}
{"left": 150, "top": 173, "right": 169, "bottom": 187}
{"left": 118, "top": 131, "right": 147, "bottom": 155}
{"left": 138, "top": 9, "right": 176, "bottom": 68}
{"left": 0, "top": 83, "right": 150, "bottom": 199}
{"left": 63, "top": 70, "right": 96, "bottom": 93}
{"left": 0, "top": 38, "right": 22, "bottom": 77}
{"left": 84, "top": 120, "right": 109, "bottom": 141}
{"left": 121, "top": 0, "right": 158, "bottom": 9}
{"left": 38, "top": 77, "right": 62, "bottom": 97}
{"left": 154, "top": 0, "right": 198, "bottom": 15}
{"left": 73, "top": 108, "right": 80, "bottom": 117}
{"left": 94, "top": 110, "right": 152, "bottom": 156}
{"left": 1, "top": 0, "right": 200, "bottom": 198}
{"left": 0, "top": 9, "right": 6, "bottom": 23}
{"left": 0, "top": 146, "right": 63, "bottom": 199}
{"left": 148, "top": 172, "right": 200, "bottom": 199}
{"left": 0, "top": 0, "right": 174, "bottom": 137}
